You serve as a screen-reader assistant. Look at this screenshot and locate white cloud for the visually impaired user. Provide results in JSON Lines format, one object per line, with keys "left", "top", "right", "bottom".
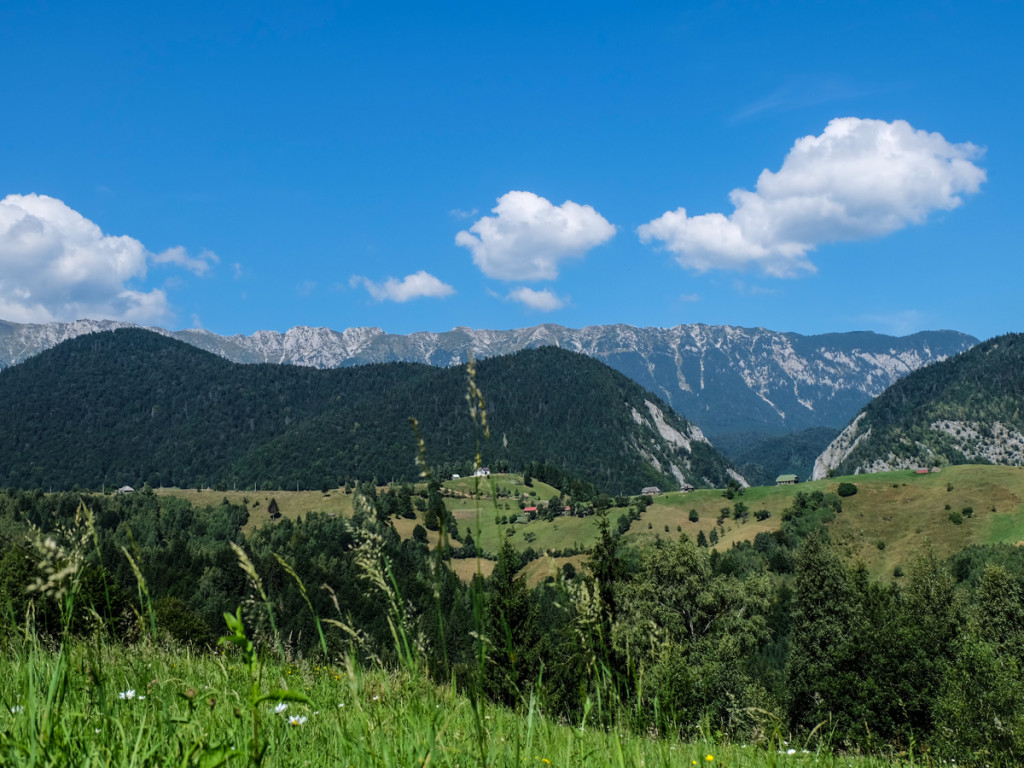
{"left": 152, "top": 245, "right": 218, "bottom": 275}
{"left": 638, "top": 118, "right": 985, "bottom": 276}
{"left": 455, "top": 190, "right": 616, "bottom": 281}
{"left": 0, "top": 193, "right": 216, "bottom": 323}
{"left": 351, "top": 270, "right": 455, "bottom": 302}
{"left": 507, "top": 287, "right": 566, "bottom": 312}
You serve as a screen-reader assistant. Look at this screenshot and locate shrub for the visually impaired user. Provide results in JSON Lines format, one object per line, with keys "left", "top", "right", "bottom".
{"left": 688, "top": 509, "right": 699, "bottom": 523}
{"left": 962, "top": 506, "right": 975, "bottom": 518}
{"left": 949, "top": 511, "right": 964, "bottom": 525}
{"left": 836, "top": 482, "right": 857, "bottom": 497}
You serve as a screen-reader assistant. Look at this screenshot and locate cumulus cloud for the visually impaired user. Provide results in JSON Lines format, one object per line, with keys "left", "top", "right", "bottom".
{"left": 507, "top": 286, "right": 566, "bottom": 312}
{"left": 350, "top": 270, "right": 455, "bottom": 302}
{"left": 455, "top": 190, "right": 616, "bottom": 281}
{"left": 0, "top": 193, "right": 216, "bottom": 323}
{"left": 638, "top": 118, "right": 986, "bottom": 276}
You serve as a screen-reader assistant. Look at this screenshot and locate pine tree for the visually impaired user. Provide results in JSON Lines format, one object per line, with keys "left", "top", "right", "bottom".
{"left": 786, "top": 532, "right": 859, "bottom": 731}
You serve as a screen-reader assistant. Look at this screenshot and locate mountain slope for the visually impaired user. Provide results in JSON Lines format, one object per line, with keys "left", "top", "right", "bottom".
{"left": 813, "top": 333, "right": 1024, "bottom": 478}
{"left": 0, "top": 319, "right": 977, "bottom": 441}
{"left": 0, "top": 329, "right": 736, "bottom": 493}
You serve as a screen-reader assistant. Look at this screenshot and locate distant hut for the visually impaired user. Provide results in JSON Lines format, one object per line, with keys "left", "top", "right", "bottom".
{"left": 641, "top": 486, "right": 662, "bottom": 495}
{"left": 775, "top": 474, "right": 799, "bottom": 486}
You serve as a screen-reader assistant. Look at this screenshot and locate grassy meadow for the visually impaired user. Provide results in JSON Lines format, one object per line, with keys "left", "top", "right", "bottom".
{"left": 0, "top": 620, "right": 926, "bottom": 768}
{"left": 158, "top": 466, "right": 1024, "bottom": 585}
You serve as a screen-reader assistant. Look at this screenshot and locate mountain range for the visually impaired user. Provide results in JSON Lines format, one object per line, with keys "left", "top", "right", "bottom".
{"left": 0, "top": 328, "right": 738, "bottom": 494}
{"left": 0, "top": 319, "right": 977, "bottom": 445}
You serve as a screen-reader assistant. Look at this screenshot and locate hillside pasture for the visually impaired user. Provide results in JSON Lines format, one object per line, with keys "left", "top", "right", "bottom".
{"left": 154, "top": 465, "right": 1024, "bottom": 583}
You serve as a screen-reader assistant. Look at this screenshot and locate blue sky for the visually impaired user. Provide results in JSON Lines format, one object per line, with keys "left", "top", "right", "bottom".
{"left": 0, "top": 1, "right": 1020, "bottom": 341}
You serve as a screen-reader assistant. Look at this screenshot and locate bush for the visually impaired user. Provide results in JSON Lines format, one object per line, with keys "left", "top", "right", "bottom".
{"left": 688, "top": 509, "right": 699, "bottom": 523}
{"left": 836, "top": 482, "right": 857, "bottom": 497}
{"left": 949, "top": 510, "right": 964, "bottom": 525}
{"left": 962, "top": 506, "right": 975, "bottom": 518}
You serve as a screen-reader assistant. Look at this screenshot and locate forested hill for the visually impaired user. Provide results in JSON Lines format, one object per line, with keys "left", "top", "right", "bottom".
{"left": 814, "top": 333, "right": 1024, "bottom": 478}
{"left": 0, "top": 328, "right": 737, "bottom": 493}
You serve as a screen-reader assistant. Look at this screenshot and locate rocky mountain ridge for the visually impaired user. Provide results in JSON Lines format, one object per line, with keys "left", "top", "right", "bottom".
{"left": 0, "top": 318, "right": 977, "bottom": 439}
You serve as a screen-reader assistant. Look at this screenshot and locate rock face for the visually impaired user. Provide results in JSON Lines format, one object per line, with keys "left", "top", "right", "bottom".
{"left": 0, "top": 319, "right": 976, "bottom": 439}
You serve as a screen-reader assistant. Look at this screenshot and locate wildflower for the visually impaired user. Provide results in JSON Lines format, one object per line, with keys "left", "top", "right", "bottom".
{"left": 705, "top": 757, "right": 714, "bottom": 762}
{"left": 274, "top": 703, "right": 288, "bottom": 714}
{"left": 10, "top": 705, "right": 23, "bottom": 714}
{"left": 787, "top": 748, "right": 796, "bottom": 755}
{"left": 118, "top": 689, "right": 144, "bottom": 700}
{"left": 288, "top": 715, "right": 307, "bottom": 726}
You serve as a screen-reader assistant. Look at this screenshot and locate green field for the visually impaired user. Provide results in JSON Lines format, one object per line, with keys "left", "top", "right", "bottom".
{"left": 157, "top": 466, "right": 1024, "bottom": 582}
{"left": 0, "top": 630, "right": 923, "bottom": 768}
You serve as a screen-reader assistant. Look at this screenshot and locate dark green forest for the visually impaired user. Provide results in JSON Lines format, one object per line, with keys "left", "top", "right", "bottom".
{"left": 2, "top": 486, "right": 1023, "bottom": 764}
{"left": 0, "top": 329, "right": 736, "bottom": 495}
